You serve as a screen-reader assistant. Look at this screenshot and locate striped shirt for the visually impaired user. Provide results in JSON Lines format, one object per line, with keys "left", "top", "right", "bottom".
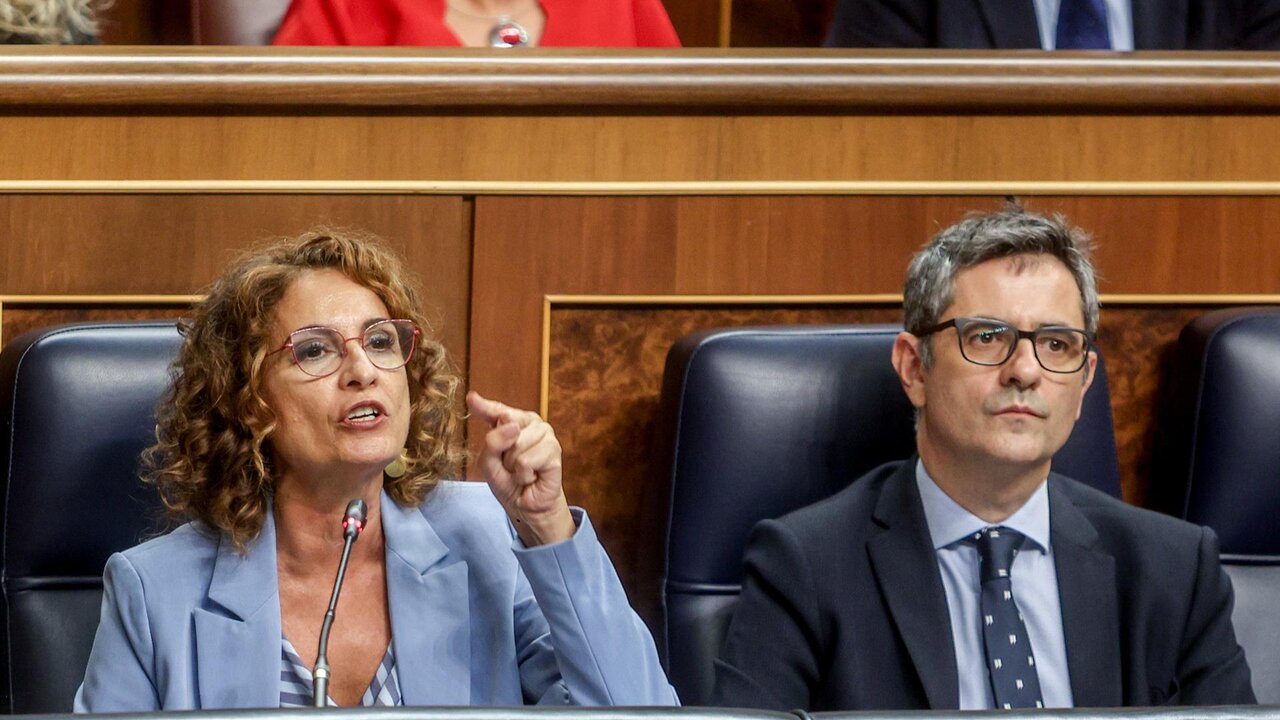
{"left": 279, "top": 636, "right": 402, "bottom": 707}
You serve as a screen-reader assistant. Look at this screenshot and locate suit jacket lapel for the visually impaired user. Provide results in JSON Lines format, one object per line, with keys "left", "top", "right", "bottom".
{"left": 1049, "top": 477, "right": 1122, "bottom": 707}
{"left": 383, "top": 495, "right": 472, "bottom": 705}
{"left": 975, "top": 0, "right": 1041, "bottom": 48}
{"left": 868, "top": 460, "right": 959, "bottom": 709}
{"left": 194, "top": 514, "right": 282, "bottom": 709}
{"left": 1131, "top": 0, "right": 1187, "bottom": 49}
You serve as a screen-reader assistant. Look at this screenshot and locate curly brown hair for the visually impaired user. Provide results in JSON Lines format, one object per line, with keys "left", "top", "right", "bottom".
{"left": 144, "top": 229, "right": 465, "bottom": 551}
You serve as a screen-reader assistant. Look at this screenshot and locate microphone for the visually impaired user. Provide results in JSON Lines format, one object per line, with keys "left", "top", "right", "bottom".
{"left": 312, "top": 499, "right": 368, "bottom": 707}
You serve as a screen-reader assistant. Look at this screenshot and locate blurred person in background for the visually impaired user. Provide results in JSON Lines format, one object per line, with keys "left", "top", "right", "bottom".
{"left": 826, "top": 0, "right": 1280, "bottom": 50}
{"left": 273, "top": 0, "right": 681, "bottom": 47}
{"left": 0, "top": 0, "right": 100, "bottom": 43}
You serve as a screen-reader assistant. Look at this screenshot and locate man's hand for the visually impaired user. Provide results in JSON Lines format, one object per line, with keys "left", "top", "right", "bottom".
{"left": 466, "top": 390, "right": 576, "bottom": 546}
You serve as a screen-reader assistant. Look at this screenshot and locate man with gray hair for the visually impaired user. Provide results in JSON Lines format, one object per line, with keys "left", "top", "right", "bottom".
{"left": 712, "top": 206, "right": 1254, "bottom": 711}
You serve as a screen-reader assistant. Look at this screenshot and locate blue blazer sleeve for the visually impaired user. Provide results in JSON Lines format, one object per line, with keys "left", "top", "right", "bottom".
{"left": 512, "top": 508, "right": 679, "bottom": 706}
{"left": 73, "top": 553, "right": 161, "bottom": 712}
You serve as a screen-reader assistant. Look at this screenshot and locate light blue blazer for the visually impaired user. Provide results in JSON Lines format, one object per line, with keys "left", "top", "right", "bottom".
{"left": 74, "top": 481, "right": 678, "bottom": 711}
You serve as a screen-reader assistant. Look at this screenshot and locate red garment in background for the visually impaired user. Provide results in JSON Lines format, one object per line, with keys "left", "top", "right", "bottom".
{"left": 273, "top": 0, "right": 682, "bottom": 47}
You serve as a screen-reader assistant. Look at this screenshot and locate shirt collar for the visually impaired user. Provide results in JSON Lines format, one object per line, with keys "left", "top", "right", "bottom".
{"left": 914, "top": 458, "right": 1051, "bottom": 553}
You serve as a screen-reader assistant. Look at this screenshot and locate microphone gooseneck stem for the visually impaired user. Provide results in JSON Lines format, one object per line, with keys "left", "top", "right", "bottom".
{"left": 312, "top": 532, "right": 357, "bottom": 707}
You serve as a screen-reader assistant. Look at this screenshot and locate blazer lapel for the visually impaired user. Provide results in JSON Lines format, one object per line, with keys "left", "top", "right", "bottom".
{"left": 1049, "top": 477, "right": 1122, "bottom": 707}
{"left": 1131, "top": 0, "right": 1187, "bottom": 49}
{"left": 193, "top": 514, "right": 282, "bottom": 709}
{"left": 383, "top": 496, "right": 472, "bottom": 705}
{"left": 867, "top": 460, "right": 960, "bottom": 709}
{"left": 975, "top": 0, "right": 1041, "bottom": 48}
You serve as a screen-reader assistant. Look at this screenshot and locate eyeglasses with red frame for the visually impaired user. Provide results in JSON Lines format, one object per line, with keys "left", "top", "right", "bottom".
{"left": 267, "top": 319, "right": 420, "bottom": 378}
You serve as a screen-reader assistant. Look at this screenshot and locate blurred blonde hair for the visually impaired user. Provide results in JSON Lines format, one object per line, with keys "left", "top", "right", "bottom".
{"left": 0, "top": 0, "right": 100, "bottom": 43}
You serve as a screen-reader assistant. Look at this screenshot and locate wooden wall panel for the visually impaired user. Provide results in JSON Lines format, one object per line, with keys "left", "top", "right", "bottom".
{"left": 469, "top": 194, "right": 1280, "bottom": 444}
{"left": 662, "top": 0, "right": 722, "bottom": 46}
{"left": 731, "top": 0, "right": 830, "bottom": 46}
{"left": 0, "top": 194, "right": 473, "bottom": 367}
{"left": 8, "top": 115, "right": 1280, "bottom": 184}
{"left": 97, "top": 0, "right": 192, "bottom": 44}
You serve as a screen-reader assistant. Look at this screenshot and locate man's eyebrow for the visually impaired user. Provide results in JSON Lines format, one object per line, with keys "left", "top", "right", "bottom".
{"left": 970, "top": 316, "right": 1082, "bottom": 329}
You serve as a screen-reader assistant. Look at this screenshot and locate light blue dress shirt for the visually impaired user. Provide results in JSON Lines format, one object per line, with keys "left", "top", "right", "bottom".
{"left": 915, "top": 461, "right": 1074, "bottom": 709}
{"left": 1033, "top": 0, "right": 1134, "bottom": 50}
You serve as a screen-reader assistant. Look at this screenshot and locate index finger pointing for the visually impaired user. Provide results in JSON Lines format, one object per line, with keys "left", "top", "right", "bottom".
{"left": 466, "top": 390, "right": 524, "bottom": 428}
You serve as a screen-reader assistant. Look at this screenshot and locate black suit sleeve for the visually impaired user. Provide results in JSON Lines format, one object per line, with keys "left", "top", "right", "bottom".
{"left": 1238, "top": 0, "right": 1280, "bottom": 48}
{"left": 1174, "top": 526, "right": 1256, "bottom": 705}
{"left": 711, "top": 519, "right": 823, "bottom": 711}
{"left": 825, "top": 0, "right": 931, "bottom": 47}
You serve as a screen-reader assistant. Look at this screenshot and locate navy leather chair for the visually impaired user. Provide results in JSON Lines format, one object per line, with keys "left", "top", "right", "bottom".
{"left": 654, "top": 325, "right": 1120, "bottom": 705}
{"left": 1152, "top": 307, "right": 1280, "bottom": 703}
{"left": 0, "top": 322, "right": 182, "bottom": 713}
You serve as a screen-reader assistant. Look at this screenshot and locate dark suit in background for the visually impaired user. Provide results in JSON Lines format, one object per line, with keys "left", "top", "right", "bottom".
{"left": 825, "top": 0, "right": 1280, "bottom": 49}
{"left": 711, "top": 459, "right": 1255, "bottom": 711}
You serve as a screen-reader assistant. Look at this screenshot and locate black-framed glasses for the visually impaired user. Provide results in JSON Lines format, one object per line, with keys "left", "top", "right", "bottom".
{"left": 267, "top": 319, "right": 421, "bottom": 378}
{"left": 915, "top": 317, "right": 1093, "bottom": 374}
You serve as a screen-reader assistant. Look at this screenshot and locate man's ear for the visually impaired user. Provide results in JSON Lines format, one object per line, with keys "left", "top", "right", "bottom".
{"left": 891, "top": 331, "right": 928, "bottom": 409}
{"left": 1073, "top": 350, "right": 1098, "bottom": 421}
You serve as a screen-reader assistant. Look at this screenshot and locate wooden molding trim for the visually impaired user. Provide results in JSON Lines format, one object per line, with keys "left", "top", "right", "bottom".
{"left": 7, "top": 47, "right": 1280, "bottom": 112}
{"left": 9, "top": 181, "right": 1280, "bottom": 196}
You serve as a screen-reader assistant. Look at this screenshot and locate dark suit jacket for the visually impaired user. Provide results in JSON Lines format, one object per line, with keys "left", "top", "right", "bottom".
{"left": 826, "top": 0, "right": 1280, "bottom": 49}
{"left": 712, "top": 459, "right": 1255, "bottom": 711}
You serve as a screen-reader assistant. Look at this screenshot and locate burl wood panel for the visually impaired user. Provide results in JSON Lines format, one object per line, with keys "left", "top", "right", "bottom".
{"left": 0, "top": 304, "right": 191, "bottom": 348}
{"left": 546, "top": 302, "right": 1274, "bottom": 622}
{"left": 547, "top": 304, "right": 899, "bottom": 621}
{"left": 0, "top": 194, "right": 473, "bottom": 369}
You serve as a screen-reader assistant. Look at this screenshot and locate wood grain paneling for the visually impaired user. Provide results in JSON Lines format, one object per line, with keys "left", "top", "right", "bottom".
{"left": 97, "top": 0, "right": 192, "bottom": 44}
{"left": 7, "top": 115, "right": 1280, "bottom": 185}
{"left": 470, "top": 194, "right": 1280, "bottom": 444}
{"left": 662, "top": 0, "right": 722, "bottom": 46}
{"left": 731, "top": 0, "right": 830, "bottom": 47}
{"left": 10, "top": 49, "right": 1280, "bottom": 112}
{"left": 0, "top": 194, "right": 473, "bottom": 367}
{"left": 545, "top": 300, "right": 1277, "bottom": 624}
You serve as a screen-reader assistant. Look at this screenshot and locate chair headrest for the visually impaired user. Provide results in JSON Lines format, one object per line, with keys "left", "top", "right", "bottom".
{"left": 1154, "top": 308, "right": 1280, "bottom": 555}
{"left": 658, "top": 325, "right": 1120, "bottom": 588}
{"left": 0, "top": 322, "right": 182, "bottom": 580}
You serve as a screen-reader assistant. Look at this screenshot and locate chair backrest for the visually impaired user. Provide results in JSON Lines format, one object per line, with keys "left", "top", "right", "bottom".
{"left": 0, "top": 322, "right": 182, "bottom": 713}
{"left": 654, "top": 325, "right": 1120, "bottom": 705}
{"left": 1152, "top": 307, "right": 1280, "bottom": 703}
{"left": 191, "top": 0, "right": 292, "bottom": 44}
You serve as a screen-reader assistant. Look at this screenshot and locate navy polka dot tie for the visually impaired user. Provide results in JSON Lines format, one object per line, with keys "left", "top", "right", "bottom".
{"left": 1056, "top": 0, "right": 1111, "bottom": 49}
{"left": 975, "top": 527, "right": 1044, "bottom": 710}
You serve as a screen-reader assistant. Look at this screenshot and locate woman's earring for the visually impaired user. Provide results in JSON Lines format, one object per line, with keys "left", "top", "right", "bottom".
{"left": 384, "top": 455, "right": 408, "bottom": 479}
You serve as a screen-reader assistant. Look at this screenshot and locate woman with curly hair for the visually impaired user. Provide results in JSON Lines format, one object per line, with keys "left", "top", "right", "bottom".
{"left": 0, "top": 0, "right": 100, "bottom": 43}
{"left": 74, "top": 230, "right": 676, "bottom": 711}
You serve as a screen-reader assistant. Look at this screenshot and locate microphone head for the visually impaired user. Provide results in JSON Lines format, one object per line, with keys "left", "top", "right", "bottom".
{"left": 342, "top": 499, "right": 368, "bottom": 539}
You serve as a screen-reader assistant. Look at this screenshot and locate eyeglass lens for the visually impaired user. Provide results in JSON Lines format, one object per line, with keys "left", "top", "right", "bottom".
{"left": 957, "top": 320, "right": 1088, "bottom": 372}
{"left": 289, "top": 320, "right": 417, "bottom": 377}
